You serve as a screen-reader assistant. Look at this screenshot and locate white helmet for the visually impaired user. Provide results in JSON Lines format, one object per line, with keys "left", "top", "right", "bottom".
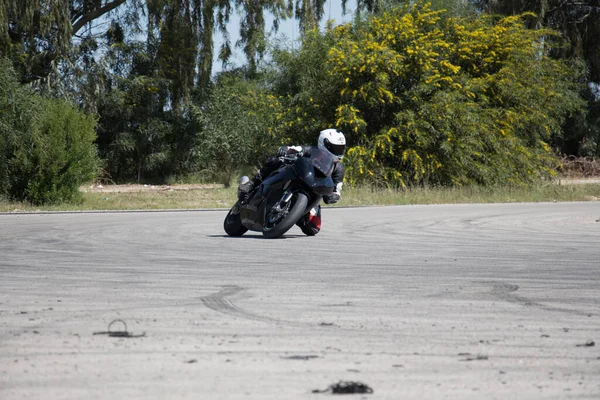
{"left": 318, "top": 129, "right": 346, "bottom": 160}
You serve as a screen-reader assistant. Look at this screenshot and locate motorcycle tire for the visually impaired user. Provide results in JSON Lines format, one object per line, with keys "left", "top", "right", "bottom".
{"left": 262, "top": 191, "right": 308, "bottom": 239}
{"left": 223, "top": 202, "right": 248, "bottom": 237}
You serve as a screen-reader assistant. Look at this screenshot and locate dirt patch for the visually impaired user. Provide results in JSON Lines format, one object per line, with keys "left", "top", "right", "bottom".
{"left": 555, "top": 177, "right": 600, "bottom": 185}
{"left": 559, "top": 156, "right": 600, "bottom": 177}
{"left": 78, "top": 176, "right": 600, "bottom": 194}
{"left": 80, "top": 183, "right": 225, "bottom": 193}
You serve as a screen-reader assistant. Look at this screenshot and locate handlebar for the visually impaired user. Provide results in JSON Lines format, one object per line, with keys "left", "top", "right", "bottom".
{"left": 279, "top": 152, "right": 302, "bottom": 163}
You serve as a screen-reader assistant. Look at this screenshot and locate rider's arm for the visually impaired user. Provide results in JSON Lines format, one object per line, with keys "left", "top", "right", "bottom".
{"left": 332, "top": 162, "right": 345, "bottom": 191}
{"left": 324, "top": 163, "right": 345, "bottom": 204}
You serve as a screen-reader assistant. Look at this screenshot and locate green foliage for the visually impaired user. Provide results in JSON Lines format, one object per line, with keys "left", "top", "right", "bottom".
{"left": 91, "top": 39, "right": 204, "bottom": 184}
{"left": 0, "top": 0, "right": 72, "bottom": 82}
{"left": 324, "top": 3, "right": 584, "bottom": 187}
{"left": 10, "top": 100, "right": 99, "bottom": 204}
{"left": 0, "top": 58, "right": 99, "bottom": 204}
{"left": 192, "top": 74, "right": 283, "bottom": 186}
{"left": 2, "top": 0, "right": 595, "bottom": 195}
{"left": 97, "top": 70, "right": 175, "bottom": 183}
{"left": 265, "top": 28, "right": 344, "bottom": 145}
{"left": 146, "top": 0, "right": 292, "bottom": 96}
{"left": 0, "top": 0, "right": 138, "bottom": 83}
{"left": 561, "top": 85, "right": 600, "bottom": 157}
{"left": 474, "top": 0, "right": 600, "bottom": 158}
{"left": 258, "top": 2, "right": 584, "bottom": 188}
{"left": 0, "top": 58, "right": 36, "bottom": 198}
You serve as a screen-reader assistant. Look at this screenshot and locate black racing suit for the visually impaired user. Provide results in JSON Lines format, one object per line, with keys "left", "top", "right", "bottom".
{"left": 253, "top": 145, "right": 345, "bottom": 236}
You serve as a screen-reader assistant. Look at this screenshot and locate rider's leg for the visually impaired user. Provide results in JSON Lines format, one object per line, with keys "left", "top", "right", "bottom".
{"left": 254, "top": 156, "right": 281, "bottom": 184}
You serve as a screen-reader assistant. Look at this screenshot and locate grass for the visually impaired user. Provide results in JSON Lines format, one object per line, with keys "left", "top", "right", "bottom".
{"left": 341, "top": 182, "right": 600, "bottom": 206}
{"left": 1, "top": 181, "right": 599, "bottom": 213}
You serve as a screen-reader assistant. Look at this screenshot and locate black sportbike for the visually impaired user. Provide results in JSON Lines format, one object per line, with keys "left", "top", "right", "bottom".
{"left": 223, "top": 148, "right": 335, "bottom": 238}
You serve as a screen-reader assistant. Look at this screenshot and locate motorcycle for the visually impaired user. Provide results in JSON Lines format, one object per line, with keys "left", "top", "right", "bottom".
{"left": 223, "top": 148, "right": 336, "bottom": 238}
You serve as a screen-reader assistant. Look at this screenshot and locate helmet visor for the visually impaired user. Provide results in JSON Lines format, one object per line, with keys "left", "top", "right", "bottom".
{"left": 326, "top": 142, "right": 346, "bottom": 157}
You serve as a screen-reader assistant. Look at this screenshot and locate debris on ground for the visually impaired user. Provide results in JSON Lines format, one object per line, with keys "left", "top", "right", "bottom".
{"left": 461, "top": 354, "right": 489, "bottom": 361}
{"left": 575, "top": 340, "right": 595, "bottom": 347}
{"left": 93, "top": 319, "right": 146, "bottom": 338}
{"left": 312, "top": 381, "right": 374, "bottom": 394}
{"left": 282, "top": 355, "right": 319, "bottom": 360}
{"left": 319, "top": 322, "right": 336, "bottom": 326}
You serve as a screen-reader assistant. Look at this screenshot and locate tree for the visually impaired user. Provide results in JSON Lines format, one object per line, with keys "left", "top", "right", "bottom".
{"left": 93, "top": 41, "right": 176, "bottom": 182}
{"left": 338, "top": 4, "right": 585, "bottom": 186}
{"left": 0, "top": 0, "right": 138, "bottom": 82}
{"left": 263, "top": 2, "right": 584, "bottom": 187}
{"left": 475, "top": 0, "right": 600, "bottom": 156}
{"left": 193, "top": 72, "right": 284, "bottom": 185}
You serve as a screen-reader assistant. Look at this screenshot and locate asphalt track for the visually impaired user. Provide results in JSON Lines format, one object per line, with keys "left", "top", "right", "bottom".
{"left": 1, "top": 202, "right": 599, "bottom": 399}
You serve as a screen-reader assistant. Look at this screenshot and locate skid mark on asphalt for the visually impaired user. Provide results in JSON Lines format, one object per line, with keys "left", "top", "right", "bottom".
{"left": 201, "top": 285, "right": 291, "bottom": 325}
{"left": 489, "top": 282, "right": 594, "bottom": 317}
{"left": 427, "top": 282, "right": 596, "bottom": 316}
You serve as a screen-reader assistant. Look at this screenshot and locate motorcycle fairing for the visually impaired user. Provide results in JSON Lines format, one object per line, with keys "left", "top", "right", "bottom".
{"left": 291, "top": 155, "right": 335, "bottom": 196}
{"left": 240, "top": 166, "right": 297, "bottom": 232}
{"left": 239, "top": 150, "right": 336, "bottom": 231}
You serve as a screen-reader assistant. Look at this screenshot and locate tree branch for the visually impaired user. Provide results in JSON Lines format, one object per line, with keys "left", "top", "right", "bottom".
{"left": 71, "top": 0, "right": 127, "bottom": 34}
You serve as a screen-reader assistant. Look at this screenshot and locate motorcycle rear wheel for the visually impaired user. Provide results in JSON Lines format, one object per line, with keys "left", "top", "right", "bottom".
{"left": 223, "top": 202, "right": 248, "bottom": 237}
{"left": 262, "top": 191, "right": 308, "bottom": 238}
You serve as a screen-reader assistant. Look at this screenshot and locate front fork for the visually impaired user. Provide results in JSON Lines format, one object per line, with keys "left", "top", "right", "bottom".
{"left": 272, "top": 190, "right": 294, "bottom": 213}
{"left": 267, "top": 181, "right": 297, "bottom": 223}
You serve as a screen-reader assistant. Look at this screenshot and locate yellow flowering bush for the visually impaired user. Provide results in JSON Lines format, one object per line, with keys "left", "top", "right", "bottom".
{"left": 325, "top": 2, "right": 583, "bottom": 187}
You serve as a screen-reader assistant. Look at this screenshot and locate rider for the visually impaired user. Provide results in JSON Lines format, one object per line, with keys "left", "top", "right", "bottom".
{"left": 238, "top": 128, "right": 346, "bottom": 236}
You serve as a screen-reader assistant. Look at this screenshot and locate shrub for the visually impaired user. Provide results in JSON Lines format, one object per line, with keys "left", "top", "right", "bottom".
{"left": 193, "top": 75, "right": 284, "bottom": 186}
{"left": 1, "top": 57, "right": 99, "bottom": 204}
{"left": 9, "top": 98, "right": 99, "bottom": 204}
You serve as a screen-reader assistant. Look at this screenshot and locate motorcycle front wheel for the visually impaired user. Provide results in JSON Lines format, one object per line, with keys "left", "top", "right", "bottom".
{"left": 262, "top": 191, "right": 308, "bottom": 239}
{"left": 223, "top": 202, "right": 248, "bottom": 237}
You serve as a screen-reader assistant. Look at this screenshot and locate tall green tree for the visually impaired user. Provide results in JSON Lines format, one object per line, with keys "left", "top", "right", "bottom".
{"left": 475, "top": 0, "right": 600, "bottom": 156}
{"left": 193, "top": 72, "right": 284, "bottom": 185}
{"left": 94, "top": 41, "right": 179, "bottom": 182}
{"left": 262, "top": 2, "right": 584, "bottom": 187}
{"left": 146, "top": 0, "right": 292, "bottom": 100}
{"left": 0, "top": 0, "right": 138, "bottom": 82}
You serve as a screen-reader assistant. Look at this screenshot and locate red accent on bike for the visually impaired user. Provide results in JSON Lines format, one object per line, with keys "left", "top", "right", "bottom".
{"left": 310, "top": 215, "right": 322, "bottom": 229}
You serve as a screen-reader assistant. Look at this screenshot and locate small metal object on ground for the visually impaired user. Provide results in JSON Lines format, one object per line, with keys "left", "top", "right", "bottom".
{"left": 93, "top": 319, "right": 146, "bottom": 338}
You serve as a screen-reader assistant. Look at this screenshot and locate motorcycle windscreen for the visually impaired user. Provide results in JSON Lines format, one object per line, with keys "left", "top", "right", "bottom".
{"left": 311, "top": 175, "right": 335, "bottom": 195}
{"left": 310, "top": 148, "right": 335, "bottom": 177}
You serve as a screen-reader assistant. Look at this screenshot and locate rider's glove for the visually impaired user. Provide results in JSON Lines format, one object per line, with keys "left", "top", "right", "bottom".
{"left": 287, "top": 145, "right": 303, "bottom": 154}
{"left": 277, "top": 145, "right": 304, "bottom": 158}
{"left": 323, "top": 193, "right": 340, "bottom": 204}
{"left": 276, "top": 146, "right": 288, "bottom": 157}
